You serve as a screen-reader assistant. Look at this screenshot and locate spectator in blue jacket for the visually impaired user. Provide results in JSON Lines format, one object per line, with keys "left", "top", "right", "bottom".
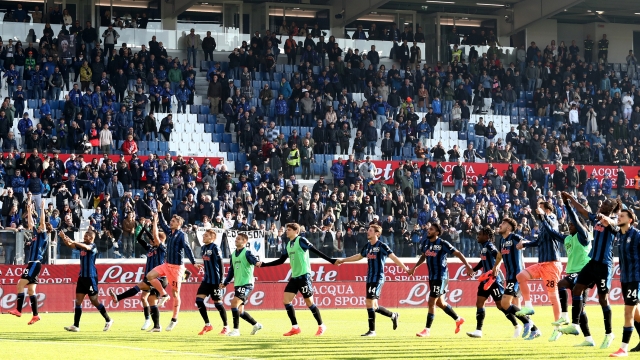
{"left": 279, "top": 78, "right": 292, "bottom": 99}
{"left": 39, "top": 98, "right": 51, "bottom": 120}
{"left": 157, "top": 163, "right": 171, "bottom": 186}
{"left": 175, "top": 80, "right": 191, "bottom": 114}
{"left": 583, "top": 172, "right": 601, "bottom": 196}
{"left": 275, "top": 94, "right": 288, "bottom": 126}
{"left": 601, "top": 173, "right": 613, "bottom": 195}
{"left": 330, "top": 158, "right": 344, "bottom": 182}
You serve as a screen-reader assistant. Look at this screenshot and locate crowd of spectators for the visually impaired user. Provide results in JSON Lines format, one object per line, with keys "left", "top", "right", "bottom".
{"left": 1, "top": 13, "right": 640, "bottom": 266}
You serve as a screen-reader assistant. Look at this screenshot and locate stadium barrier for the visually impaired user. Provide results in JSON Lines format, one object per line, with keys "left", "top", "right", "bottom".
{"left": 0, "top": 262, "right": 626, "bottom": 312}
{"left": 344, "top": 160, "right": 639, "bottom": 188}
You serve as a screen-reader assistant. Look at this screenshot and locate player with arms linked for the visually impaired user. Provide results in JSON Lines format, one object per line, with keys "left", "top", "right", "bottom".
{"left": 258, "top": 223, "right": 337, "bottom": 336}
{"left": 560, "top": 194, "right": 621, "bottom": 349}
{"left": 108, "top": 212, "right": 169, "bottom": 331}
{"left": 335, "top": 224, "right": 409, "bottom": 336}
{"left": 195, "top": 229, "right": 229, "bottom": 335}
{"left": 610, "top": 209, "right": 640, "bottom": 357}
{"left": 60, "top": 227, "right": 113, "bottom": 332}
{"left": 492, "top": 217, "right": 539, "bottom": 339}
{"left": 144, "top": 200, "right": 197, "bottom": 331}
{"left": 220, "top": 233, "right": 263, "bottom": 336}
{"left": 467, "top": 226, "right": 525, "bottom": 338}
{"left": 408, "top": 223, "right": 474, "bottom": 337}
{"left": 8, "top": 200, "right": 53, "bottom": 325}
{"left": 541, "top": 192, "right": 594, "bottom": 344}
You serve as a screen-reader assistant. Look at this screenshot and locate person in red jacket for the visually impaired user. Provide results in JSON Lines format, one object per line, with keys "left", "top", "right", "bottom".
{"left": 122, "top": 134, "right": 138, "bottom": 155}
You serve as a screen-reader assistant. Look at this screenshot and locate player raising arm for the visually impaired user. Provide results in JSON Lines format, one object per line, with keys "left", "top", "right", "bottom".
{"left": 541, "top": 192, "right": 593, "bottom": 344}
{"left": 195, "top": 229, "right": 229, "bottom": 335}
{"left": 108, "top": 212, "right": 168, "bottom": 331}
{"left": 60, "top": 228, "right": 113, "bottom": 332}
{"left": 9, "top": 200, "right": 52, "bottom": 325}
{"left": 560, "top": 194, "right": 621, "bottom": 349}
{"left": 335, "top": 224, "right": 408, "bottom": 336}
{"left": 258, "top": 223, "right": 336, "bottom": 336}
{"left": 408, "top": 223, "right": 473, "bottom": 337}
{"left": 220, "top": 233, "right": 263, "bottom": 337}
{"left": 610, "top": 209, "right": 640, "bottom": 357}
{"left": 145, "top": 200, "right": 197, "bottom": 331}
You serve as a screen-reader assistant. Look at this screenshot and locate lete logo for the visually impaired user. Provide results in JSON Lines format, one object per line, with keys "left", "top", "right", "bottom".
{"left": 399, "top": 283, "right": 464, "bottom": 305}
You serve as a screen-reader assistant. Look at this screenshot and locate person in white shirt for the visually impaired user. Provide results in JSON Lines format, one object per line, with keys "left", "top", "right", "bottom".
{"left": 622, "top": 92, "right": 634, "bottom": 120}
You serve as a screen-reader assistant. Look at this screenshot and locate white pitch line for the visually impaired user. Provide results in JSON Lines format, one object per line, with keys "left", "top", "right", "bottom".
{"left": 0, "top": 339, "right": 259, "bottom": 360}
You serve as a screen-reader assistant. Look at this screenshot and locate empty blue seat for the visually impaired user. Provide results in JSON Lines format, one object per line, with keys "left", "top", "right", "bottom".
{"left": 215, "top": 124, "right": 224, "bottom": 134}
{"left": 313, "top": 163, "right": 323, "bottom": 176}
{"left": 252, "top": 80, "right": 262, "bottom": 89}
{"left": 200, "top": 106, "right": 210, "bottom": 115}
{"left": 207, "top": 114, "right": 217, "bottom": 124}
{"left": 138, "top": 141, "right": 148, "bottom": 151}
{"left": 233, "top": 80, "right": 241, "bottom": 88}
{"left": 281, "top": 126, "right": 291, "bottom": 135}
{"left": 525, "top": 91, "right": 533, "bottom": 101}
{"left": 222, "top": 133, "right": 232, "bottom": 143}
{"left": 227, "top": 152, "right": 236, "bottom": 161}
{"left": 254, "top": 73, "right": 261, "bottom": 81}
{"left": 190, "top": 105, "right": 200, "bottom": 114}
{"left": 197, "top": 114, "right": 207, "bottom": 123}
{"left": 219, "top": 143, "right": 230, "bottom": 152}
{"left": 284, "top": 65, "right": 293, "bottom": 73}
{"left": 27, "top": 99, "right": 37, "bottom": 109}
{"left": 312, "top": 66, "right": 320, "bottom": 74}
{"left": 230, "top": 143, "right": 239, "bottom": 153}
{"left": 204, "top": 124, "right": 214, "bottom": 133}
{"left": 458, "top": 132, "right": 468, "bottom": 140}
{"left": 315, "top": 154, "right": 325, "bottom": 164}
{"left": 212, "top": 133, "right": 222, "bottom": 142}
{"left": 148, "top": 142, "right": 158, "bottom": 151}
{"left": 58, "top": 100, "right": 65, "bottom": 109}
{"left": 510, "top": 116, "right": 519, "bottom": 124}
{"left": 50, "top": 101, "right": 59, "bottom": 110}
{"left": 158, "top": 142, "right": 168, "bottom": 152}
{"left": 237, "top": 153, "right": 247, "bottom": 164}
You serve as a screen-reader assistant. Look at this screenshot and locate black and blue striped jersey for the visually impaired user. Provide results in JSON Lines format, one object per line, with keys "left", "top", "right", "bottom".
{"left": 27, "top": 231, "right": 48, "bottom": 262}
{"left": 78, "top": 243, "right": 98, "bottom": 278}
{"left": 201, "top": 242, "right": 224, "bottom": 285}
{"left": 360, "top": 240, "right": 393, "bottom": 283}
{"left": 618, "top": 227, "right": 640, "bottom": 283}
{"left": 421, "top": 238, "right": 456, "bottom": 281}
{"left": 524, "top": 214, "right": 563, "bottom": 263}
{"left": 588, "top": 213, "right": 619, "bottom": 266}
{"left": 499, "top": 233, "right": 525, "bottom": 279}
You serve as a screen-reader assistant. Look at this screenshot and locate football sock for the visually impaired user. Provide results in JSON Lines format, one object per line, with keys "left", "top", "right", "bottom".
{"left": 196, "top": 297, "right": 209, "bottom": 324}
{"left": 97, "top": 303, "right": 110, "bottom": 322}
{"left": 367, "top": 308, "right": 376, "bottom": 331}
{"left": 116, "top": 286, "right": 140, "bottom": 301}
{"left": 602, "top": 305, "right": 612, "bottom": 334}
{"left": 74, "top": 305, "right": 82, "bottom": 327}
{"left": 476, "top": 308, "right": 485, "bottom": 331}
{"left": 30, "top": 295, "right": 38, "bottom": 316}
{"left": 426, "top": 313, "right": 435, "bottom": 329}
{"left": 309, "top": 304, "right": 323, "bottom": 326}
{"left": 239, "top": 311, "right": 257, "bottom": 326}
{"left": 285, "top": 304, "right": 298, "bottom": 326}
{"left": 375, "top": 306, "right": 393, "bottom": 318}
{"left": 231, "top": 308, "right": 239, "bottom": 329}
{"left": 215, "top": 302, "right": 228, "bottom": 326}
{"left": 143, "top": 306, "right": 150, "bottom": 320}
{"left": 16, "top": 293, "right": 25, "bottom": 313}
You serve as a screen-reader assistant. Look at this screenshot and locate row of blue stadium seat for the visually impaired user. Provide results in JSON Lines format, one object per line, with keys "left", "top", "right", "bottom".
{"left": 219, "top": 142, "right": 240, "bottom": 153}
{"left": 197, "top": 114, "right": 218, "bottom": 124}
{"left": 230, "top": 159, "right": 326, "bottom": 176}
{"left": 116, "top": 140, "right": 169, "bottom": 152}
{"left": 212, "top": 133, "right": 233, "bottom": 143}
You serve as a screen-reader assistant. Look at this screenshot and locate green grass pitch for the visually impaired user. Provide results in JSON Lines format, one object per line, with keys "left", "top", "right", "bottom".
{"left": 0, "top": 306, "right": 634, "bottom": 359}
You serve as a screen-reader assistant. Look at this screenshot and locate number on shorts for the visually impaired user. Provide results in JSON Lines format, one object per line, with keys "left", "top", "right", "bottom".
{"left": 368, "top": 286, "right": 375, "bottom": 294}
{"left": 213, "top": 289, "right": 222, "bottom": 296}
{"left": 23, "top": 268, "right": 29, "bottom": 275}
{"left": 546, "top": 280, "right": 555, "bottom": 289}
{"left": 506, "top": 283, "right": 515, "bottom": 291}
{"left": 300, "top": 286, "right": 309, "bottom": 294}
{"left": 628, "top": 289, "right": 638, "bottom": 299}
{"left": 89, "top": 286, "right": 94, "bottom": 292}
{"left": 492, "top": 288, "right": 501, "bottom": 297}
{"left": 172, "top": 281, "right": 178, "bottom": 287}
{"left": 432, "top": 286, "right": 441, "bottom": 294}
{"left": 237, "top": 287, "right": 246, "bottom": 294}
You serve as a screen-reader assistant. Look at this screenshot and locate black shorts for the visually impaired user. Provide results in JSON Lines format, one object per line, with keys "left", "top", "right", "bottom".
{"left": 143, "top": 276, "right": 168, "bottom": 297}
{"left": 576, "top": 260, "right": 612, "bottom": 294}
{"left": 284, "top": 274, "right": 314, "bottom": 298}
{"left": 197, "top": 282, "right": 223, "bottom": 301}
{"left": 20, "top": 261, "right": 42, "bottom": 285}
{"left": 234, "top": 285, "right": 253, "bottom": 305}
{"left": 366, "top": 281, "right": 384, "bottom": 300}
{"left": 503, "top": 279, "right": 521, "bottom": 297}
{"left": 560, "top": 273, "right": 579, "bottom": 289}
{"left": 622, "top": 282, "right": 640, "bottom": 306}
{"left": 76, "top": 277, "right": 98, "bottom": 297}
{"left": 477, "top": 280, "right": 504, "bottom": 301}
{"left": 429, "top": 279, "right": 448, "bottom": 298}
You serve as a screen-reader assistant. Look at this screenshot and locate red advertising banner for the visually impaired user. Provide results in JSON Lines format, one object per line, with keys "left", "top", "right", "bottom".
{"left": 0, "top": 262, "right": 624, "bottom": 285}
{"left": 0, "top": 280, "right": 626, "bottom": 313}
{"left": 347, "top": 160, "right": 639, "bottom": 189}
{"left": 0, "top": 262, "right": 628, "bottom": 312}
